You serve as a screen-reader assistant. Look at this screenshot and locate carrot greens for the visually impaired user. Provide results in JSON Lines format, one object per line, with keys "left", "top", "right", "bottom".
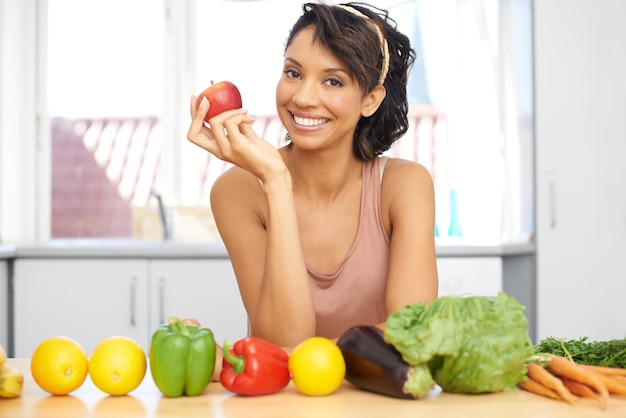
{"left": 534, "top": 337, "right": 626, "bottom": 368}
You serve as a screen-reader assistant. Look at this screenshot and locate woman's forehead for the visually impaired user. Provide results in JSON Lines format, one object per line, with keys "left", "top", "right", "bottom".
{"left": 285, "top": 27, "right": 344, "bottom": 66}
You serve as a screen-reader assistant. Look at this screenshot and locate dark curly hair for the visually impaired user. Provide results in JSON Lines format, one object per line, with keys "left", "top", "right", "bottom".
{"left": 283, "top": 2, "right": 415, "bottom": 161}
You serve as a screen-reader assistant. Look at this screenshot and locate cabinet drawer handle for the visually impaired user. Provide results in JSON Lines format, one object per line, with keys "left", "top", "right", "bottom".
{"left": 159, "top": 277, "right": 166, "bottom": 325}
{"left": 130, "top": 276, "right": 137, "bottom": 326}
{"left": 549, "top": 180, "right": 557, "bottom": 228}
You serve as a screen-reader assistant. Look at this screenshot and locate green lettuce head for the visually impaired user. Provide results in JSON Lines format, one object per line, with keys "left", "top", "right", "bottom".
{"left": 384, "top": 292, "right": 533, "bottom": 396}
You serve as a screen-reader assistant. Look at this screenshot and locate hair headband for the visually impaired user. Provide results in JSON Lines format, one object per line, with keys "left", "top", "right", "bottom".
{"left": 336, "top": 4, "right": 390, "bottom": 85}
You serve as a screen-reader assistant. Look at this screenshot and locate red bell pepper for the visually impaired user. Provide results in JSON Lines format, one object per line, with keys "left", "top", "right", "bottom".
{"left": 220, "top": 337, "right": 291, "bottom": 396}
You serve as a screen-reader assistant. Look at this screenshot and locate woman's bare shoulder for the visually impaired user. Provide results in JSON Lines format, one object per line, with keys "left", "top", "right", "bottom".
{"left": 210, "top": 166, "right": 265, "bottom": 213}
{"left": 380, "top": 158, "right": 436, "bottom": 244}
{"left": 382, "top": 157, "right": 434, "bottom": 187}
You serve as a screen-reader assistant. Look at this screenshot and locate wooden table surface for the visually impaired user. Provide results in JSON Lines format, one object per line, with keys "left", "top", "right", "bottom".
{"left": 1, "top": 358, "right": 624, "bottom": 418}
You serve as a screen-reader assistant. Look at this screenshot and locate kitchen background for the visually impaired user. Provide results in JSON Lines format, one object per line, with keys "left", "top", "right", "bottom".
{"left": 0, "top": 0, "right": 625, "bottom": 356}
{"left": 2, "top": 0, "right": 535, "bottom": 245}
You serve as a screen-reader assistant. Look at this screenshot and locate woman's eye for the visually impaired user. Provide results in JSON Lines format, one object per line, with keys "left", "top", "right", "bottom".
{"left": 283, "top": 69, "right": 301, "bottom": 79}
{"left": 325, "top": 77, "right": 343, "bottom": 87}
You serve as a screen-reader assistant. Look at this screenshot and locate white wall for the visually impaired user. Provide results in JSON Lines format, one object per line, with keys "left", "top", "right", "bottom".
{"left": 534, "top": 0, "right": 626, "bottom": 341}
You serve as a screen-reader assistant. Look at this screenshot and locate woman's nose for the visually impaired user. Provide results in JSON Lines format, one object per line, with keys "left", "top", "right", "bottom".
{"left": 292, "top": 81, "right": 319, "bottom": 108}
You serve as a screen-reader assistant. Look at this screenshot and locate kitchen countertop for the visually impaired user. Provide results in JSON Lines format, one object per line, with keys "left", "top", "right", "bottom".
{"left": 0, "top": 245, "right": 16, "bottom": 260}
{"left": 1, "top": 358, "right": 622, "bottom": 418}
{"left": 1, "top": 240, "right": 229, "bottom": 259}
{"left": 0, "top": 239, "right": 535, "bottom": 259}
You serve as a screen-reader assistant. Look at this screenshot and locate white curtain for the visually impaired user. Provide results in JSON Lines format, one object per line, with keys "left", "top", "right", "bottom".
{"left": 417, "top": 0, "right": 532, "bottom": 244}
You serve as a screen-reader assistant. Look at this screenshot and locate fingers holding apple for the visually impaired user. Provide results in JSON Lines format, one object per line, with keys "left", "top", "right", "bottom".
{"left": 188, "top": 80, "right": 281, "bottom": 176}
{"left": 197, "top": 80, "right": 243, "bottom": 122}
{"left": 188, "top": 79, "right": 245, "bottom": 145}
{"left": 187, "top": 94, "right": 251, "bottom": 158}
{"left": 209, "top": 111, "right": 257, "bottom": 158}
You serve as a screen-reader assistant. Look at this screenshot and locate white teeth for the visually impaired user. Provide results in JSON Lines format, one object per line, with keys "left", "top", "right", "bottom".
{"left": 293, "top": 115, "right": 328, "bottom": 127}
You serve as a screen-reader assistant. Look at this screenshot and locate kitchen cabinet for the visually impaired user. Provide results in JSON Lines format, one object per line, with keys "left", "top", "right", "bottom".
{"left": 148, "top": 259, "right": 248, "bottom": 345}
{"left": 13, "top": 258, "right": 248, "bottom": 357}
{"left": 14, "top": 259, "right": 150, "bottom": 357}
{"left": 0, "top": 260, "right": 8, "bottom": 351}
{"left": 10, "top": 241, "right": 535, "bottom": 354}
{"left": 534, "top": 0, "right": 626, "bottom": 340}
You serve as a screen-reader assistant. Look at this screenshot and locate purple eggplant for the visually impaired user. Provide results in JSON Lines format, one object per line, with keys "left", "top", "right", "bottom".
{"left": 337, "top": 325, "right": 423, "bottom": 399}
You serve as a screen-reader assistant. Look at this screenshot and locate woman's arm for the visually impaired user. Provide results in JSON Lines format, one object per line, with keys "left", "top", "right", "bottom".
{"left": 255, "top": 171, "right": 316, "bottom": 344}
{"left": 381, "top": 159, "right": 439, "bottom": 315}
{"left": 211, "top": 169, "right": 315, "bottom": 348}
{"left": 188, "top": 96, "right": 315, "bottom": 347}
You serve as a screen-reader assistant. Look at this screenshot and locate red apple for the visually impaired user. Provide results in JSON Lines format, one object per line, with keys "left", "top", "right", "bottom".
{"left": 197, "top": 80, "right": 243, "bottom": 122}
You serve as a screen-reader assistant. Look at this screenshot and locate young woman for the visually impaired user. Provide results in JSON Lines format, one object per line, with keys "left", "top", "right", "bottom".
{"left": 187, "top": 2, "right": 438, "bottom": 350}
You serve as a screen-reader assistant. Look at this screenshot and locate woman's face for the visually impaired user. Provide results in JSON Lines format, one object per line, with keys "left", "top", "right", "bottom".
{"left": 276, "top": 26, "right": 368, "bottom": 153}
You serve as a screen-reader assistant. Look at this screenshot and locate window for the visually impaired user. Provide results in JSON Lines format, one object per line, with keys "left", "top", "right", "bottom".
{"left": 47, "top": 0, "right": 165, "bottom": 238}
{"left": 39, "top": 0, "right": 533, "bottom": 245}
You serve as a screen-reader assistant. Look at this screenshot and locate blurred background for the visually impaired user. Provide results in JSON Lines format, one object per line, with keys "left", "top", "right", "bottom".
{"left": 0, "top": 0, "right": 534, "bottom": 245}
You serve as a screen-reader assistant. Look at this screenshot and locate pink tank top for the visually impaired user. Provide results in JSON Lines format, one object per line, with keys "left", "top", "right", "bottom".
{"left": 307, "top": 157, "right": 390, "bottom": 339}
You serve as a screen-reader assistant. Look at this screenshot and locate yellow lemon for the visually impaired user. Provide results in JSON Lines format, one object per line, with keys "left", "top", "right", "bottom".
{"left": 31, "top": 336, "right": 89, "bottom": 395}
{"left": 288, "top": 337, "right": 346, "bottom": 396}
{"left": 89, "top": 336, "right": 146, "bottom": 396}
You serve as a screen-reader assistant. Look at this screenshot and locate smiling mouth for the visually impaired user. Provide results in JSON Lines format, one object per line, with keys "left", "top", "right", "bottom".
{"left": 293, "top": 114, "right": 329, "bottom": 127}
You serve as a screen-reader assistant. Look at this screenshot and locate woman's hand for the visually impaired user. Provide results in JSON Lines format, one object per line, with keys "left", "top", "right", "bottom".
{"left": 187, "top": 95, "right": 287, "bottom": 183}
{"left": 181, "top": 318, "right": 201, "bottom": 327}
{"left": 211, "top": 344, "right": 223, "bottom": 382}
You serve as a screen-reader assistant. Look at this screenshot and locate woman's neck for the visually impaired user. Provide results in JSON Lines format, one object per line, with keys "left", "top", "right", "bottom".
{"left": 282, "top": 147, "right": 364, "bottom": 203}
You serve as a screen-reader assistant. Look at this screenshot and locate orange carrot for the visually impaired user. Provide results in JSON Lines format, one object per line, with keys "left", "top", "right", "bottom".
{"left": 561, "top": 377, "right": 604, "bottom": 409}
{"left": 597, "top": 373, "right": 626, "bottom": 396}
{"left": 548, "top": 356, "right": 609, "bottom": 408}
{"left": 518, "top": 378, "right": 560, "bottom": 401}
{"left": 580, "top": 364, "right": 626, "bottom": 377}
{"left": 561, "top": 377, "right": 597, "bottom": 399}
{"left": 527, "top": 362, "right": 578, "bottom": 404}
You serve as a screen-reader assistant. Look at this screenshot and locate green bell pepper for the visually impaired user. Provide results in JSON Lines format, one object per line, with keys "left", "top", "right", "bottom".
{"left": 149, "top": 316, "right": 216, "bottom": 397}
